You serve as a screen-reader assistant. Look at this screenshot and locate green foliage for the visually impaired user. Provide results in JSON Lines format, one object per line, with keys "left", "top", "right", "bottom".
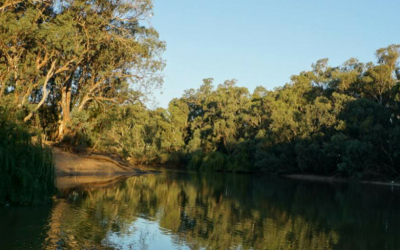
{"left": 187, "top": 150, "right": 204, "bottom": 170}
{"left": 148, "top": 45, "right": 400, "bottom": 180}
{"left": 200, "top": 151, "right": 227, "bottom": 171}
{"left": 1, "top": 1, "right": 399, "bottom": 180}
{"left": 0, "top": 0, "right": 165, "bottom": 139}
{"left": 0, "top": 108, "right": 55, "bottom": 205}
{"left": 51, "top": 44, "right": 400, "bottom": 180}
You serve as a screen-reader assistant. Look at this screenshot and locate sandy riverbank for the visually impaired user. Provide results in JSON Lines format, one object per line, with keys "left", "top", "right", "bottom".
{"left": 53, "top": 147, "right": 145, "bottom": 177}
{"left": 53, "top": 147, "right": 151, "bottom": 189}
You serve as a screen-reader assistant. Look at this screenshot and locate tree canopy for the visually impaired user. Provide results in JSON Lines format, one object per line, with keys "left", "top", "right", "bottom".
{"left": 87, "top": 44, "right": 398, "bottom": 180}
{"left": 0, "top": 0, "right": 165, "bottom": 139}
{"left": 1, "top": 1, "right": 400, "bottom": 180}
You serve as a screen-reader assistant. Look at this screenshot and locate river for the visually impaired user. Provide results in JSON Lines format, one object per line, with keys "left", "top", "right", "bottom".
{"left": 0, "top": 170, "right": 399, "bottom": 249}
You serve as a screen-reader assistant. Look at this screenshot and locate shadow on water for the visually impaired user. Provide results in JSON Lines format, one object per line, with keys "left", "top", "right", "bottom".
{"left": 1, "top": 170, "right": 400, "bottom": 249}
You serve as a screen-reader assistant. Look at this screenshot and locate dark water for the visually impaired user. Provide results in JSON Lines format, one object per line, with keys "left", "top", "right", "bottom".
{"left": 1, "top": 170, "right": 400, "bottom": 250}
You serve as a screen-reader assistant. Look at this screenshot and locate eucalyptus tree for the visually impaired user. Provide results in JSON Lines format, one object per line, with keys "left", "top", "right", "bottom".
{"left": 0, "top": 0, "right": 55, "bottom": 109}
{"left": 0, "top": 0, "right": 165, "bottom": 140}
{"left": 361, "top": 45, "right": 400, "bottom": 106}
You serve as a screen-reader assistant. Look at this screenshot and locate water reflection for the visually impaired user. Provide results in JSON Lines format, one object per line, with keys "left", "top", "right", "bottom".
{"left": 1, "top": 171, "right": 400, "bottom": 249}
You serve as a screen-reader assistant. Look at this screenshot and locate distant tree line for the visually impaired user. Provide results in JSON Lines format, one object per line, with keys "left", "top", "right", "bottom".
{"left": 60, "top": 45, "right": 400, "bottom": 180}
{"left": 1, "top": 2, "right": 400, "bottom": 180}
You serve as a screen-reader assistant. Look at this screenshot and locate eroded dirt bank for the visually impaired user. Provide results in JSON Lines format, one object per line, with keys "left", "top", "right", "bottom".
{"left": 53, "top": 147, "right": 145, "bottom": 176}
{"left": 53, "top": 147, "right": 151, "bottom": 189}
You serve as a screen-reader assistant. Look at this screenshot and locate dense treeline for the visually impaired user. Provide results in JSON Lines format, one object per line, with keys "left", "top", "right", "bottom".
{"left": 1, "top": 2, "right": 400, "bottom": 180}
{"left": 76, "top": 45, "right": 400, "bottom": 180}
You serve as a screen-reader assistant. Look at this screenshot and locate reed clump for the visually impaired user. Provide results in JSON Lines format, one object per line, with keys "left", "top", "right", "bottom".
{"left": 0, "top": 108, "right": 56, "bottom": 205}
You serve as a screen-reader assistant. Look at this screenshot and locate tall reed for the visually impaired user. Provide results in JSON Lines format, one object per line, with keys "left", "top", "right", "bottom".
{"left": 0, "top": 108, "right": 56, "bottom": 205}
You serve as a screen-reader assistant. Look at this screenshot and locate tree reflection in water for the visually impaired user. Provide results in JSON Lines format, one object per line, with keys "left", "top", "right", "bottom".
{"left": 1, "top": 171, "right": 400, "bottom": 249}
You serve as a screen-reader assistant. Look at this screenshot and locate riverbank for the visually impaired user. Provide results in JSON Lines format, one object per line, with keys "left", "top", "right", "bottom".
{"left": 53, "top": 147, "right": 157, "bottom": 190}
{"left": 53, "top": 147, "right": 146, "bottom": 177}
{"left": 52, "top": 145, "right": 400, "bottom": 188}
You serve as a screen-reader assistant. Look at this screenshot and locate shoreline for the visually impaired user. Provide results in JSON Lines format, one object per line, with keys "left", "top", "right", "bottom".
{"left": 53, "top": 147, "right": 147, "bottom": 177}
{"left": 52, "top": 146, "right": 400, "bottom": 189}
{"left": 52, "top": 147, "right": 160, "bottom": 190}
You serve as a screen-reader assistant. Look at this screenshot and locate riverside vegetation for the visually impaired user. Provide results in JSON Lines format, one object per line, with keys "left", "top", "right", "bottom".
{"left": 1, "top": 1, "right": 400, "bottom": 204}
{"left": 0, "top": 0, "right": 164, "bottom": 204}
{"left": 0, "top": 108, "right": 55, "bottom": 205}
{"left": 32, "top": 42, "right": 400, "bottom": 181}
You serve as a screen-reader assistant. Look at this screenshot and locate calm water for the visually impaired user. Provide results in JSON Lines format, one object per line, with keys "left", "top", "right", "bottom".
{"left": 1, "top": 170, "right": 400, "bottom": 250}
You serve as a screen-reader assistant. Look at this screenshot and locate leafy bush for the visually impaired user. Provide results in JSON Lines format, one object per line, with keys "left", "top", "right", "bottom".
{"left": 200, "top": 151, "right": 227, "bottom": 171}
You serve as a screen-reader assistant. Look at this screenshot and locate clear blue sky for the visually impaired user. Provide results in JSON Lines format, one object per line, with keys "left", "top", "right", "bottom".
{"left": 151, "top": 0, "right": 400, "bottom": 108}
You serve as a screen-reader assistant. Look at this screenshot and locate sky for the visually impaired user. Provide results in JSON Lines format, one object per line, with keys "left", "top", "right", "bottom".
{"left": 150, "top": 0, "right": 400, "bottom": 108}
